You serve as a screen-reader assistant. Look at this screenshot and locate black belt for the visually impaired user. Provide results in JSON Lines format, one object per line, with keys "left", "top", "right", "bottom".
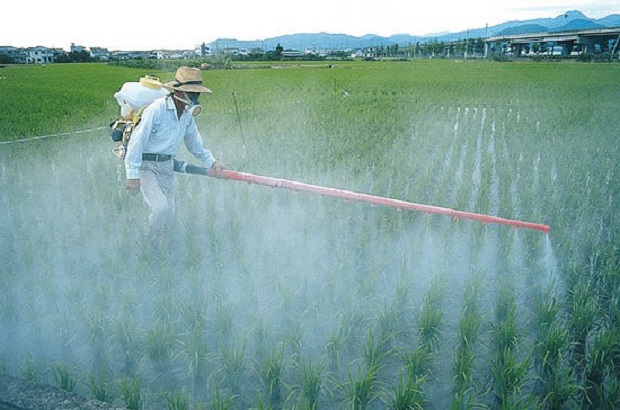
{"left": 142, "top": 153, "right": 172, "bottom": 162}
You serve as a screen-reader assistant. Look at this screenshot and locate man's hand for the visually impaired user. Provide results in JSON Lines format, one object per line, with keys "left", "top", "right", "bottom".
{"left": 126, "top": 178, "right": 141, "bottom": 195}
{"left": 211, "top": 161, "right": 226, "bottom": 177}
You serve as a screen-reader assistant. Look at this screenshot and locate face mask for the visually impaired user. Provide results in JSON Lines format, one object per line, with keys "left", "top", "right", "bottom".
{"left": 174, "top": 92, "right": 202, "bottom": 116}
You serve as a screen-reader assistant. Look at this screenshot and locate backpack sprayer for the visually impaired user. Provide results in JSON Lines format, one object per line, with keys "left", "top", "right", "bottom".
{"left": 110, "top": 75, "right": 169, "bottom": 159}
{"left": 110, "top": 77, "right": 550, "bottom": 234}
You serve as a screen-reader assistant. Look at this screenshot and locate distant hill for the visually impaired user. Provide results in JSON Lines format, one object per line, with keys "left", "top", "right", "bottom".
{"left": 206, "top": 10, "right": 620, "bottom": 52}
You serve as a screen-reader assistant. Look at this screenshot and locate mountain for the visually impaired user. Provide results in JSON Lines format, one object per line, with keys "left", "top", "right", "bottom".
{"left": 206, "top": 10, "right": 620, "bottom": 52}
{"left": 593, "top": 14, "right": 620, "bottom": 27}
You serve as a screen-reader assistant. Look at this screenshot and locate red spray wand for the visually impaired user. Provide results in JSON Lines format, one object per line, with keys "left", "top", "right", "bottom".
{"left": 174, "top": 160, "right": 550, "bottom": 233}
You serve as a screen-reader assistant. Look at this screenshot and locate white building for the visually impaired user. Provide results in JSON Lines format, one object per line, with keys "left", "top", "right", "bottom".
{"left": 25, "top": 46, "right": 56, "bottom": 64}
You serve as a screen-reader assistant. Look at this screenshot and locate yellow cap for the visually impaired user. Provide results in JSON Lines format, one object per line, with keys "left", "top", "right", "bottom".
{"left": 139, "top": 75, "right": 162, "bottom": 90}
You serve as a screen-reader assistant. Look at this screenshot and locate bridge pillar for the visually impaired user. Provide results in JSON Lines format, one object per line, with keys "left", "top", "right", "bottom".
{"left": 578, "top": 36, "right": 597, "bottom": 54}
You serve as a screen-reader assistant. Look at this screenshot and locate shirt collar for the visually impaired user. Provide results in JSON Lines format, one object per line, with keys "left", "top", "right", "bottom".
{"left": 165, "top": 96, "right": 176, "bottom": 111}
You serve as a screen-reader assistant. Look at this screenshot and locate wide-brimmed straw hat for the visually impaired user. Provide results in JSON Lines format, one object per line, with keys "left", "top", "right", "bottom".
{"left": 164, "top": 66, "right": 212, "bottom": 93}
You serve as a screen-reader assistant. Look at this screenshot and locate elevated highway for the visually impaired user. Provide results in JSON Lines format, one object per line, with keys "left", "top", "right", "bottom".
{"left": 485, "top": 27, "right": 620, "bottom": 57}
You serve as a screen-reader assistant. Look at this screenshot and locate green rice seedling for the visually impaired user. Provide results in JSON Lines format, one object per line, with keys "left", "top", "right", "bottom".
{"left": 377, "top": 302, "right": 401, "bottom": 344}
{"left": 604, "top": 376, "right": 620, "bottom": 409}
{"left": 217, "top": 339, "right": 247, "bottom": 394}
{"left": 452, "top": 349, "right": 476, "bottom": 395}
{"left": 113, "top": 315, "right": 141, "bottom": 376}
{"left": 145, "top": 320, "right": 176, "bottom": 374}
{"left": 215, "top": 299, "right": 234, "bottom": 344}
{"left": 400, "top": 345, "right": 431, "bottom": 383}
{"left": 178, "top": 298, "right": 208, "bottom": 332}
{"left": 452, "top": 276, "right": 483, "bottom": 405}
{"left": 208, "top": 386, "right": 237, "bottom": 410}
{"left": 457, "top": 306, "right": 482, "bottom": 352}
{"left": 492, "top": 286, "right": 518, "bottom": 355}
{"left": 535, "top": 321, "right": 568, "bottom": 378}
{"left": 20, "top": 354, "right": 41, "bottom": 383}
{"left": 537, "top": 354, "right": 580, "bottom": 410}
{"left": 490, "top": 282, "right": 532, "bottom": 408}
{"left": 296, "top": 356, "right": 325, "bottom": 410}
{"left": 567, "top": 279, "right": 597, "bottom": 372}
{"left": 51, "top": 362, "right": 77, "bottom": 393}
{"left": 533, "top": 288, "right": 559, "bottom": 334}
{"left": 417, "top": 279, "right": 445, "bottom": 352}
{"left": 255, "top": 343, "right": 286, "bottom": 408}
{"left": 285, "top": 322, "right": 304, "bottom": 358}
{"left": 326, "top": 316, "right": 354, "bottom": 368}
{"left": 165, "top": 390, "right": 190, "bottom": 410}
{"left": 386, "top": 374, "right": 425, "bottom": 410}
{"left": 88, "top": 371, "right": 114, "bottom": 403}
{"left": 340, "top": 363, "right": 381, "bottom": 410}
{"left": 451, "top": 386, "right": 484, "bottom": 410}
{"left": 362, "top": 328, "right": 390, "bottom": 371}
{"left": 180, "top": 326, "right": 209, "bottom": 387}
{"left": 393, "top": 275, "right": 411, "bottom": 317}
{"left": 583, "top": 326, "right": 620, "bottom": 409}
{"left": 120, "top": 377, "right": 144, "bottom": 410}
{"left": 490, "top": 347, "right": 531, "bottom": 409}
{"left": 84, "top": 308, "right": 112, "bottom": 370}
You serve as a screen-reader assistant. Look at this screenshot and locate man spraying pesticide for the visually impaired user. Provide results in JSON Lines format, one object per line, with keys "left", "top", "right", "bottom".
{"left": 111, "top": 68, "right": 549, "bottom": 240}
{"left": 112, "top": 66, "right": 225, "bottom": 248}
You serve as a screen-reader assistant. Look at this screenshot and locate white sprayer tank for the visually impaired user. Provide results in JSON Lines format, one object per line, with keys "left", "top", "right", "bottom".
{"left": 114, "top": 76, "right": 169, "bottom": 118}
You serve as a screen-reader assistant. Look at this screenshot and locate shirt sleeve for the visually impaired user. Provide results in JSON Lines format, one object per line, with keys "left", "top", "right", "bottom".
{"left": 124, "top": 105, "right": 156, "bottom": 179}
{"left": 184, "top": 119, "right": 217, "bottom": 169}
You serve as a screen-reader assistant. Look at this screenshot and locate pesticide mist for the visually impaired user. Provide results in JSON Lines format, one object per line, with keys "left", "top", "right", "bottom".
{"left": 1, "top": 61, "right": 618, "bottom": 409}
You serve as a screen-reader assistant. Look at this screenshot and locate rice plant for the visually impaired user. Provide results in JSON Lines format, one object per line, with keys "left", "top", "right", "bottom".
{"left": 417, "top": 278, "right": 445, "bottom": 352}
{"left": 362, "top": 328, "right": 390, "bottom": 371}
{"left": 216, "top": 339, "right": 247, "bottom": 395}
{"left": 88, "top": 367, "right": 114, "bottom": 403}
{"left": 255, "top": 343, "right": 286, "bottom": 408}
{"left": 491, "top": 284, "right": 531, "bottom": 408}
{"left": 490, "top": 347, "right": 531, "bottom": 409}
{"left": 386, "top": 374, "right": 425, "bottom": 410}
{"left": 296, "top": 356, "right": 325, "bottom": 409}
{"left": 567, "top": 279, "right": 597, "bottom": 373}
{"left": 583, "top": 326, "right": 620, "bottom": 409}
{"left": 20, "top": 354, "right": 42, "bottom": 383}
{"left": 164, "top": 390, "right": 190, "bottom": 410}
{"left": 400, "top": 345, "right": 431, "bottom": 385}
{"left": 339, "top": 363, "right": 381, "bottom": 410}
{"left": 209, "top": 386, "right": 237, "bottom": 410}
{"left": 51, "top": 362, "right": 77, "bottom": 393}
{"left": 180, "top": 326, "right": 209, "bottom": 386}
{"left": 492, "top": 286, "right": 518, "bottom": 355}
{"left": 326, "top": 315, "right": 355, "bottom": 368}
{"left": 120, "top": 377, "right": 144, "bottom": 410}
{"left": 113, "top": 314, "right": 142, "bottom": 377}
{"left": 144, "top": 319, "right": 176, "bottom": 374}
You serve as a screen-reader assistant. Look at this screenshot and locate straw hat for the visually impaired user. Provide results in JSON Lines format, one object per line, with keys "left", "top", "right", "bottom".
{"left": 164, "top": 66, "right": 212, "bottom": 93}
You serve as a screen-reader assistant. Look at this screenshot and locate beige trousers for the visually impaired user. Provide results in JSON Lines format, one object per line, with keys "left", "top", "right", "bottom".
{"left": 139, "top": 160, "right": 175, "bottom": 244}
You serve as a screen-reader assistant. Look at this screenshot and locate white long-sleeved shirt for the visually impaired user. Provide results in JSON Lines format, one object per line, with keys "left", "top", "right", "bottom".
{"left": 124, "top": 96, "right": 216, "bottom": 179}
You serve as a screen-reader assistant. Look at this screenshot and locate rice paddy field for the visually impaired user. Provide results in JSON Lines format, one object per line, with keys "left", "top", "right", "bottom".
{"left": 0, "top": 60, "right": 619, "bottom": 409}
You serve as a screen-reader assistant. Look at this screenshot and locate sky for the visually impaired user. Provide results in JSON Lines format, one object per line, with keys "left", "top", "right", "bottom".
{"left": 1, "top": 0, "right": 618, "bottom": 51}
